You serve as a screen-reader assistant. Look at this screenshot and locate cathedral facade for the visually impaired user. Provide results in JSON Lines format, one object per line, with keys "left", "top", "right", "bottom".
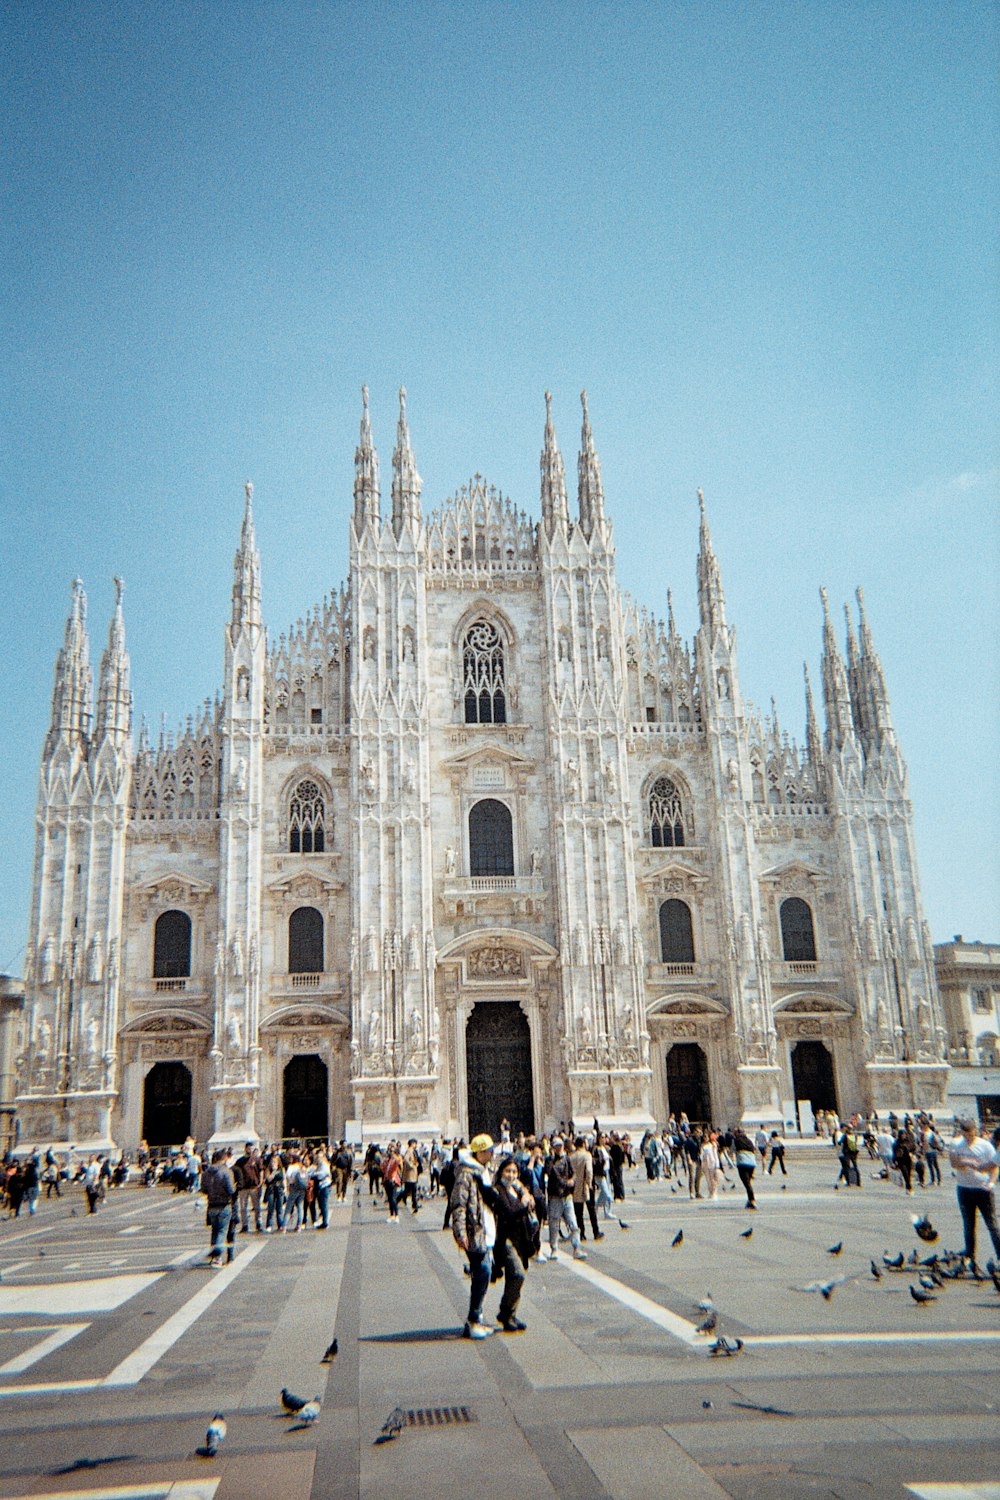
{"left": 16, "top": 390, "right": 951, "bottom": 1150}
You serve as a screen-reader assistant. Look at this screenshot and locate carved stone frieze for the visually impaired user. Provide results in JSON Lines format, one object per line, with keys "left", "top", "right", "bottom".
{"left": 467, "top": 945, "right": 524, "bottom": 980}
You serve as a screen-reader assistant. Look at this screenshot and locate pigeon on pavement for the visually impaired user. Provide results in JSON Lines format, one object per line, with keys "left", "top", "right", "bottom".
{"left": 883, "top": 1251, "right": 905, "bottom": 1269}
{"left": 740, "top": 1227, "right": 753, "bottom": 1240}
{"left": 202, "top": 1415, "right": 227, "bottom": 1457}
{"left": 910, "top": 1284, "right": 937, "bottom": 1304}
{"left": 695, "top": 1311, "right": 718, "bottom": 1334}
{"left": 293, "top": 1399, "right": 321, "bottom": 1425}
{"left": 321, "top": 1339, "right": 338, "bottom": 1363}
{"left": 828, "top": 1242, "right": 844, "bottom": 1256}
{"left": 376, "top": 1407, "right": 406, "bottom": 1443}
{"left": 709, "top": 1336, "right": 744, "bottom": 1357}
{"left": 870, "top": 1261, "right": 882, "bottom": 1281}
{"left": 913, "top": 1215, "right": 939, "bottom": 1243}
{"left": 281, "top": 1388, "right": 311, "bottom": 1414}
{"left": 671, "top": 1229, "right": 683, "bottom": 1247}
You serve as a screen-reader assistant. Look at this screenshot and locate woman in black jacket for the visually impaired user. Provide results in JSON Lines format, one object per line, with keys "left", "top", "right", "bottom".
{"left": 491, "top": 1154, "right": 539, "bottom": 1333}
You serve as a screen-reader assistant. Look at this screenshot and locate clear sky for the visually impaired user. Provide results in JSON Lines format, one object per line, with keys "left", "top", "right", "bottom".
{"left": 2, "top": 1, "right": 997, "bottom": 973}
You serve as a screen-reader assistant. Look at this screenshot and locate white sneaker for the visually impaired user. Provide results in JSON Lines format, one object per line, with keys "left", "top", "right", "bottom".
{"left": 463, "top": 1321, "right": 494, "bottom": 1339}
{"left": 573, "top": 1248, "right": 588, "bottom": 1260}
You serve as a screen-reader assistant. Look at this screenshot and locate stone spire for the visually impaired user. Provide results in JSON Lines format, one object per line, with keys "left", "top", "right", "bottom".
{"left": 803, "top": 660, "right": 823, "bottom": 770}
{"left": 540, "top": 390, "right": 569, "bottom": 534}
{"left": 391, "top": 386, "right": 422, "bottom": 537}
{"left": 856, "top": 585, "right": 894, "bottom": 748}
{"left": 47, "top": 578, "right": 92, "bottom": 753}
{"left": 844, "top": 600, "right": 867, "bottom": 746}
{"left": 696, "top": 489, "right": 728, "bottom": 633}
{"left": 353, "top": 384, "right": 380, "bottom": 533}
{"left": 231, "top": 480, "right": 262, "bottom": 633}
{"left": 93, "top": 576, "right": 132, "bottom": 750}
{"left": 819, "top": 588, "right": 855, "bottom": 753}
{"left": 577, "top": 389, "right": 606, "bottom": 536}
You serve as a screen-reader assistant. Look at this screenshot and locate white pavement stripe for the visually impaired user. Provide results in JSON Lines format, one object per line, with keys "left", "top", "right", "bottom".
{"left": 102, "top": 1241, "right": 267, "bottom": 1387}
{"left": 7, "top": 1484, "right": 221, "bottom": 1500}
{"left": 63, "top": 1262, "right": 82, "bottom": 1271}
{"left": 905, "top": 1486, "right": 1000, "bottom": 1499}
{"left": 749, "top": 1331, "right": 1000, "bottom": 1345}
{"left": 0, "top": 1262, "right": 32, "bottom": 1276}
{"left": 119, "top": 1225, "right": 143, "bottom": 1235}
{"left": 0, "top": 1273, "right": 160, "bottom": 1315}
{"left": 562, "top": 1258, "right": 702, "bottom": 1345}
{"left": 0, "top": 1322, "right": 89, "bottom": 1374}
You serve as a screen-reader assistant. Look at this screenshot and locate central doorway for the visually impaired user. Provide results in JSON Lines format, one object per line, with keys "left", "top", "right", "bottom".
{"left": 665, "top": 1042, "right": 711, "bottom": 1123}
{"left": 790, "top": 1039, "right": 838, "bottom": 1115}
{"left": 465, "top": 1001, "right": 534, "bottom": 1139}
{"left": 282, "top": 1054, "right": 329, "bottom": 1141}
{"left": 142, "top": 1061, "right": 192, "bottom": 1146}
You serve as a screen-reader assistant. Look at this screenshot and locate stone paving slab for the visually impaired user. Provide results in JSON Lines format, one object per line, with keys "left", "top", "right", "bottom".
{"left": 569, "top": 1424, "right": 731, "bottom": 1499}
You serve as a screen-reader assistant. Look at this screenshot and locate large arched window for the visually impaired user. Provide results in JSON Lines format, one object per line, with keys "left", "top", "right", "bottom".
{"left": 289, "top": 779, "right": 325, "bottom": 853}
{"left": 469, "top": 798, "right": 514, "bottom": 877}
{"left": 780, "top": 897, "right": 817, "bottom": 962}
{"left": 289, "top": 906, "right": 324, "bottom": 974}
{"left": 659, "top": 899, "right": 695, "bottom": 964}
{"left": 463, "top": 620, "right": 506, "bottom": 724}
{"left": 153, "top": 910, "right": 192, "bottom": 978}
{"left": 649, "top": 776, "right": 685, "bottom": 847}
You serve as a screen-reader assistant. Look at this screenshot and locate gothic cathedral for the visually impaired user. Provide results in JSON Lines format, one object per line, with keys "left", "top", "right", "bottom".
{"left": 17, "top": 390, "right": 950, "bottom": 1150}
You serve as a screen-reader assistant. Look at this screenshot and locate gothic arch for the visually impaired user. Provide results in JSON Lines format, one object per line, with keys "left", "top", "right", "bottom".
{"left": 647, "top": 994, "right": 728, "bottom": 1019}
{"left": 642, "top": 766, "right": 694, "bottom": 847}
{"left": 281, "top": 768, "right": 332, "bottom": 854}
{"left": 121, "top": 1009, "right": 213, "bottom": 1036}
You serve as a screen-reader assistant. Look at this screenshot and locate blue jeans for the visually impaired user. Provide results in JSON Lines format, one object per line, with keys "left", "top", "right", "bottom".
{"left": 285, "top": 1190, "right": 306, "bottom": 1230}
{"left": 265, "top": 1185, "right": 285, "bottom": 1229}
{"left": 207, "top": 1204, "right": 232, "bottom": 1260}
{"left": 547, "top": 1194, "right": 581, "bottom": 1252}
{"left": 467, "top": 1248, "right": 493, "bottom": 1327}
{"left": 314, "top": 1183, "right": 331, "bottom": 1227}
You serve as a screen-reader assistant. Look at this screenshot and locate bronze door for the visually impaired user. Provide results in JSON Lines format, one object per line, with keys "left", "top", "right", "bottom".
{"left": 465, "top": 1001, "right": 534, "bottom": 1139}
{"left": 790, "top": 1040, "right": 837, "bottom": 1114}
{"left": 665, "top": 1042, "right": 711, "bottom": 1123}
{"left": 282, "top": 1054, "right": 329, "bottom": 1141}
{"left": 142, "top": 1061, "right": 193, "bottom": 1147}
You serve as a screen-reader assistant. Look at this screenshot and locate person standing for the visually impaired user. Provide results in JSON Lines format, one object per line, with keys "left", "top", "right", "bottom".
{"left": 310, "top": 1147, "right": 333, "bottom": 1228}
{"left": 892, "top": 1125, "right": 916, "bottom": 1194}
{"left": 450, "top": 1133, "right": 499, "bottom": 1338}
{"left": 923, "top": 1123, "right": 943, "bottom": 1187}
{"left": 233, "top": 1143, "right": 263, "bottom": 1232}
{"left": 401, "top": 1139, "right": 421, "bottom": 1214}
{"left": 569, "top": 1135, "right": 600, "bottom": 1242}
{"left": 948, "top": 1117, "right": 1000, "bottom": 1269}
{"left": 683, "top": 1128, "right": 703, "bottom": 1198}
{"left": 700, "top": 1130, "right": 721, "bottom": 1200}
{"left": 608, "top": 1133, "right": 626, "bottom": 1202}
{"left": 262, "top": 1152, "right": 286, "bottom": 1232}
{"left": 201, "top": 1149, "right": 237, "bottom": 1267}
{"left": 545, "top": 1139, "right": 586, "bottom": 1261}
{"left": 732, "top": 1127, "right": 757, "bottom": 1209}
{"left": 82, "top": 1156, "right": 103, "bottom": 1214}
{"left": 284, "top": 1150, "right": 308, "bottom": 1232}
{"left": 381, "top": 1142, "right": 403, "bottom": 1223}
{"left": 23, "top": 1153, "right": 41, "bottom": 1215}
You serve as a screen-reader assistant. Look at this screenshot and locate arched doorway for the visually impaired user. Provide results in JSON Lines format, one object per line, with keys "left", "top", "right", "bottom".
{"left": 465, "top": 1002, "right": 534, "bottom": 1139}
{"left": 665, "top": 1042, "right": 711, "bottom": 1123}
{"left": 790, "top": 1040, "right": 838, "bottom": 1115}
{"left": 142, "top": 1062, "right": 192, "bottom": 1146}
{"left": 282, "top": 1054, "right": 329, "bottom": 1140}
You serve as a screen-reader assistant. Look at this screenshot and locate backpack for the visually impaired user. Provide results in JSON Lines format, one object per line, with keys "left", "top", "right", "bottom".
{"left": 844, "top": 1132, "right": 858, "bottom": 1153}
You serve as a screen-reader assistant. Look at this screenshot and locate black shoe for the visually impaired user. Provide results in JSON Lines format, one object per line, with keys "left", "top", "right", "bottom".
{"left": 500, "top": 1316, "right": 527, "bottom": 1332}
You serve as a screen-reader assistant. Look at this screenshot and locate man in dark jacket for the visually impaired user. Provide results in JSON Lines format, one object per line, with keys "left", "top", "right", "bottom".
{"left": 545, "top": 1139, "right": 585, "bottom": 1261}
{"left": 202, "top": 1149, "right": 237, "bottom": 1267}
{"left": 233, "top": 1143, "right": 262, "bottom": 1232}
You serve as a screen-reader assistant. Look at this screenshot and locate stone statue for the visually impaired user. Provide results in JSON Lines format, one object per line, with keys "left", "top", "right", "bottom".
{"left": 407, "top": 1007, "right": 423, "bottom": 1047}
{"left": 227, "top": 1012, "right": 242, "bottom": 1051}
{"left": 604, "top": 759, "right": 618, "bottom": 796}
{"left": 39, "top": 936, "right": 56, "bottom": 986}
{"left": 87, "top": 936, "right": 103, "bottom": 983}
{"left": 529, "top": 845, "right": 541, "bottom": 875}
{"left": 726, "top": 758, "right": 739, "bottom": 794}
{"left": 85, "top": 1015, "right": 99, "bottom": 1059}
{"left": 230, "top": 935, "right": 244, "bottom": 979}
{"left": 36, "top": 1017, "right": 51, "bottom": 1057}
{"left": 565, "top": 756, "right": 580, "bottom": 798}
{"left": 444, "top": 845, "right": 456, "bottom": 876}
{"left": 367, "top": 1008, "right": 382, "bottom": 1050}
{"left": 232, "top": 757, "right": 248, "bottom": 795}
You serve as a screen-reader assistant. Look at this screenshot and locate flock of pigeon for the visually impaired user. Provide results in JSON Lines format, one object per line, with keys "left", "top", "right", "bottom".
{"left": 680, "top": 1213, "right": 1000, "bottom": 1357}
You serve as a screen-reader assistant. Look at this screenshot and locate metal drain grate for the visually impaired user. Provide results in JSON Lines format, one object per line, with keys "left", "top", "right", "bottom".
{"left": 405, "top": 1406, "right": 476, "bottom": 1427}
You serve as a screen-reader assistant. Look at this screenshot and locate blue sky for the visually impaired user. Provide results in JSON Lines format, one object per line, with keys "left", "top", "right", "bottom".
{"left": 1, "top": 1, "right": 997, "bottom": 971}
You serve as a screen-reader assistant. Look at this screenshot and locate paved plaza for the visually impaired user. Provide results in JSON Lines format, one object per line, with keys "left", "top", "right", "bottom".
{"left": 0, "top": 1150, "right": 997, "bottom": 1500}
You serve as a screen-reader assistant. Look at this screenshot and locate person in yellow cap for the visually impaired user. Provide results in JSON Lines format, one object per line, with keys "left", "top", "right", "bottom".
{"left": 450, "top": 1133, "right": 498, "bottom": 1338}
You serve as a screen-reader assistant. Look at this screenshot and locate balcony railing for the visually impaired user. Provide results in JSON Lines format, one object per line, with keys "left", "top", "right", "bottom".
{"left": 154, "top": 977, "right": 188, "bottom": 993}
{"left": 290, "top": 972, "right": 321, "bottom": 989}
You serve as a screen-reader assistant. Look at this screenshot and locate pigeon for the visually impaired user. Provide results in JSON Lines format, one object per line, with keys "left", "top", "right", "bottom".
{"left": 919, "top": 1253, "right": 939, "bottom": 1267}
{"left": 910, "top": 1284, "right": 936, "bottom": 1304}
{"left": 870, "top": 1261, "right": 882, "bottom": 1281}
{"left": 293, "top": 1399, "right": 321, "bottom": 1425}
{"left": 617, "top": 1217, "right": 631, "bottom": 1230}
{"left": 377, "top": 1407, "right": 406, "bottom": 1442}
{"left": 918, "top": 1274, "right": 938, "bottom": 1292}
{"left": 913, "top": 1215, "right": 938, "bottom": 1243}
{"left": 702, "top": 1399, "right": 714, "bottom": 1409}
{"left": 281, "top": 1388, "right": 311, "bottom": 1414}
{"left": 697, "top": 1294, "right": 714, "bottom": 1311}
{"left": 739, "top": 1227, "right": 753, "bottom": 1240}
{"left": 203, "top": 1414, "right": 227, "bottom": 1457}
{"left": 800, "top": 1275, "right": 848, "bottom": 1300}
{"left": 321, "top": 1338, "right": 339, "bottom": 1363}
{"left": 828, "top": 1242, "right": 844, "bottom": 1256}
{"left": 671, "top": 1229, "right": 683, "bottom": 1247}
{"left": 883, "top": 1251, "right": 905, "bottom": 1269}
{"left": 709, "top": 1336, "right": 744, "bottom": 1357}
{"left": 907, "top": 1249, "right": 920, "bottom": 1267}
{"left": 695, "top": 1311, "right": 718, "bottom": 1334}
